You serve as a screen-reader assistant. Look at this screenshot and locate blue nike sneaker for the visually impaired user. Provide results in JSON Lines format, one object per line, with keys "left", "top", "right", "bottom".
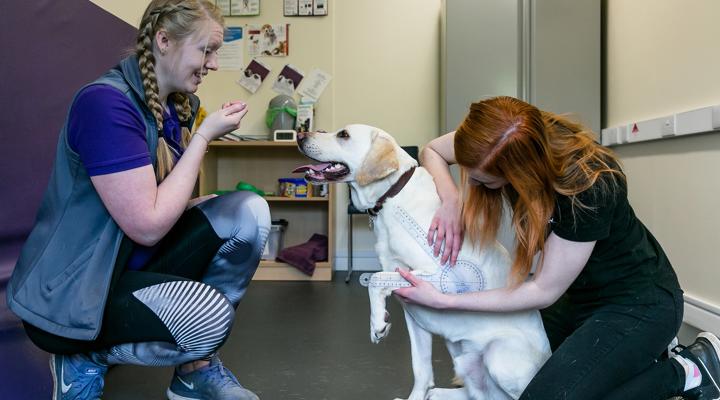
{"left": 50, "top": 353, "right": 108, "bottom": 400}
{"left": 166, "top": 356, "right": 259, "bottom": 400}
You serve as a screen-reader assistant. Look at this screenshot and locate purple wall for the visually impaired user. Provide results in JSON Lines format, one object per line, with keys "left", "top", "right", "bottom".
{"left": 0, "top": 4, "right": 136, "bottom": 399}
{"left": 0, "top": 2, "right": 137, "bottom": 396}
{"left": 0, "top": 0, "right": 136, "bottom": 244}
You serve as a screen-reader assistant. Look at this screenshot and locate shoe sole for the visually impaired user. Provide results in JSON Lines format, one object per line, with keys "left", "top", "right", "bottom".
{"left": 698, "top": 332, "right": 720, "bottom": 400}
{"left": 49, "top": 355, "right": 59, "bottom": 400}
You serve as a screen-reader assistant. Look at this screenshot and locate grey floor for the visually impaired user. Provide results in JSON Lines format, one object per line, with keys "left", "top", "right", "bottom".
{"left": 103, "top": 272, "right": 456, "bottom": 400}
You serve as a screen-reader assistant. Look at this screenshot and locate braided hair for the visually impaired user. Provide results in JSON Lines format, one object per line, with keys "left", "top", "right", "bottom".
{"left": 136, "top": 0, "right": 223, "bottom": 181}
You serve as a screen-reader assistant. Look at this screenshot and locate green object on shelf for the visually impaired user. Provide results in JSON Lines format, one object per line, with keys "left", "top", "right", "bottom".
{"left": 236, "top": 181, "right": 265, "bottom": 196}
{"left": 212, "top": 190, "right": 235, "bottom": 196}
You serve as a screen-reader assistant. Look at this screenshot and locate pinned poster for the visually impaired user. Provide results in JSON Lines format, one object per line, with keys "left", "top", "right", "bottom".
{"left": 217, "top": 27, "right": 243, "bottom": 71}
{"left": 247, "top": 24, "right": 289, "bottom": 57}
{"left": 272, "top": 64, "right": 304, "bottom": 96}
{"left": 237, "top": 58, "right": 271, "bottom": 94}
{"left": 283, "top": 0, "right": 328, "bottom": 16}
{"left": 297, "top": 69, "right": 332, "bottom": 103}
{"left": 232, "top": 0, "right": 260, "bottom": 16}
{"left": 216, "top": 0, "right": 260, "bottom": 16}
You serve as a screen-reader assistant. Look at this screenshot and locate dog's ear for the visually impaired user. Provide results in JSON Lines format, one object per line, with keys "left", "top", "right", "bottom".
{"left": 356, "top": 131, "right": 399, "bottom": 186}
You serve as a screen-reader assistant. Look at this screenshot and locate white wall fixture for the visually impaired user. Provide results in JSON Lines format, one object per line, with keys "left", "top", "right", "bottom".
{"left": 602, "top": 104, "right": 720, "bottom": 146}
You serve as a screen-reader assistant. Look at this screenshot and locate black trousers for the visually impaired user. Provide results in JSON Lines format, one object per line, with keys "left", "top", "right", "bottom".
{"left": 520, "top": 285, "right": 686, "bottom": 400}
{"left": 25, "top": 208, "right": 224, "bottom": 354}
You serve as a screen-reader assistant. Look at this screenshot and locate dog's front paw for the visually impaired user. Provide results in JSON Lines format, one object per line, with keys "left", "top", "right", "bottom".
{"left": 370, "top": 322, "right": 392, "bottom": 343}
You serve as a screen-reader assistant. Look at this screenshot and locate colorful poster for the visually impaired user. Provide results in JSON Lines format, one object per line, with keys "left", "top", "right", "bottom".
{"left": 217, "top": 27, "right": 243, "bottom": 71}
{"left": 247, "top": 24, "right": 289, "bottom": 57}
{"left": 272, "top": 64, "right": 304, "bottom": 96}
{"left": 237, "top": 58, "right": 271, "bottom": 94}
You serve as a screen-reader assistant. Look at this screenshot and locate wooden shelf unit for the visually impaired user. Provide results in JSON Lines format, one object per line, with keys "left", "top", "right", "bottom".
{"left": 200, "top": 140, "right": 334, "bottom": 281}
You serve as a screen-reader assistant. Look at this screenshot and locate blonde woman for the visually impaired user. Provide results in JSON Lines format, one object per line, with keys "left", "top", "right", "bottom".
{"left": 397, "top": 96, "right": 720, "bottom": 399}
{"left": 7, "top": 1, "right": 269, "bottom": 399}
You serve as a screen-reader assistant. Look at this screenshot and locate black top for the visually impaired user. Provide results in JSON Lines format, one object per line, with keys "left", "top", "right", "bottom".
{"left": 550, "top": 170, "right": 681, "bottom": 305}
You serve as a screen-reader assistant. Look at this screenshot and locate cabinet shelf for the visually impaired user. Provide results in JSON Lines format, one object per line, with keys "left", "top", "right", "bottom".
{"left": 255, "top": 260, "right": 332, "bottom": 281}
{"left": 264, "top": 196, "right": 329, "bottom": 202}
{"left": 201, "top": 138, "right": 334, "bottom": 281}
{"left": 209, "top": 140, "right": 298, "bottom": 147}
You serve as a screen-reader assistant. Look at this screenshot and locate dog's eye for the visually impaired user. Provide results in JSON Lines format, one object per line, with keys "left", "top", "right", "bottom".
{"left": 337, "top": 130, "right": 350, "bottom": 139}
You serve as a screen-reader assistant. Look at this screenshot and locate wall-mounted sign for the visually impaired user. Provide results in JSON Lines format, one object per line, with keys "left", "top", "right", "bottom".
{"left": 283, "top": 0, "right": 328, "bottom": 17}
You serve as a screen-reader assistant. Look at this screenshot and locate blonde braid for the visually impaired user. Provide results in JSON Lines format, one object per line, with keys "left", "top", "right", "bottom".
{"left": 171, "top": 92, "right": 193, "bottom": 147}
{"left": 136, "top": 10, "right": 176, "bottom": 181}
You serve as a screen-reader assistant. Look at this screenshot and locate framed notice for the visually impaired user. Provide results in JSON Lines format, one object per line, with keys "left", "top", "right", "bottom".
{"left": 283, "top": 0, "right": 328, "bottom": 17}
{"left": 216, "top": 0, "right": 260, "bottom": 17}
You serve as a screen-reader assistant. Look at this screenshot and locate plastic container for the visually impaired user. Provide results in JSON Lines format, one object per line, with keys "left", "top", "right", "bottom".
{"left": 278, "top": 178, "right": 308, "bottom": 198}
{"left": 262, "top": 219, "right": 289, "bottom": 260}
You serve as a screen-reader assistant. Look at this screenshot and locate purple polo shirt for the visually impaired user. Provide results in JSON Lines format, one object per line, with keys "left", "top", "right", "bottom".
{"left": 68, "top": 85, "right": 186, "bottom": 270}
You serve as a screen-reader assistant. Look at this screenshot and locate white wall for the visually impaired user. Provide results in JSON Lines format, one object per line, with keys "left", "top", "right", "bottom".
{"left": 90, "top": 0, "right": 442, "bottom": 271}
{"left": 606, "top": 0, "right": 720, "bottom": 327}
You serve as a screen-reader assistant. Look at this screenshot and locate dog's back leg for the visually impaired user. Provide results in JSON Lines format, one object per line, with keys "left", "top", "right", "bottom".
{"left": 483, "top": 336, "right": 548, "bottom": 400}
{"left": 397, "top": 310, "right": 435, "bottom": 400}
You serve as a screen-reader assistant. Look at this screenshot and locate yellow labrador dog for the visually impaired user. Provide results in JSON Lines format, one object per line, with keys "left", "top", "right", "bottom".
{"left": 295, "top": 125, "right": 550, "bottom": 400}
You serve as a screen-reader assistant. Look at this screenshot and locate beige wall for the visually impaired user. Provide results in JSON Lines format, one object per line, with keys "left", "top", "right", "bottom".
{"left": 606, "top": 0, "right": 720, "bottom": 307}
{"left": 91, "top": 0, "right": 442, "bottom": 268}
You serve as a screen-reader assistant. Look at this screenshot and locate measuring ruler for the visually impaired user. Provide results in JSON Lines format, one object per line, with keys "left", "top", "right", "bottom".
{"left": 359, "top": 261, "right": 485, "bottom": 294}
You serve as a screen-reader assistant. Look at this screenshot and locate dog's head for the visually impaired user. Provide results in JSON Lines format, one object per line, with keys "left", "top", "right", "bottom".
{"left": 261, "top": 24, "right": 276, "bottom": 42}
{"left": 294, "top": 124, "right": 401, "bottom": 186}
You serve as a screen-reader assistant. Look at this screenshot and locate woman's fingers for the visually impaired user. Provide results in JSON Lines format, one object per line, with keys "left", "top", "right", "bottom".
{"left": 222, "top": 102, "right": 247, "bottom": 115}
{"left": 433, "top": 225, "right": 445, "bottom": 257}
{"left": 441, "top": 230, "right": 454, "bottom": 265}
{"left": 396, "top": 267, "right": 417, "bottom": 285}
{"left": 450, "top": 231, "right": 463, "bottom": 265}
{"left": 222, "top": 100, "right": 246, "bottom": 109}
{"left": 427, "top": 218, "right": 439, "bottom": 246}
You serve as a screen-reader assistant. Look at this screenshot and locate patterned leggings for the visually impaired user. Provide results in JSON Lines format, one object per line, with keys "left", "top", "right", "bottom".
{"left": 25, "top": 191, "right": 271, "bottom": 366}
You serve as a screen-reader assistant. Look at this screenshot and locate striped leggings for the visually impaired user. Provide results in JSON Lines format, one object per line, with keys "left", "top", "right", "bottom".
{"left": 25, "top": 191, "right": 271, "bottom": 367}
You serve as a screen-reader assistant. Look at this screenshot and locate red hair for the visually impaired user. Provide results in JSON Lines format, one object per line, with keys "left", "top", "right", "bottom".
{"left": 454, "top": 96, "right": 622, "bottom": 286}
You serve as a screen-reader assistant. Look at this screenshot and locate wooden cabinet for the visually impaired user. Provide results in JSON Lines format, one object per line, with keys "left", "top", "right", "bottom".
{"left": 200, "top": 141, "right": 334, "bottom": 281}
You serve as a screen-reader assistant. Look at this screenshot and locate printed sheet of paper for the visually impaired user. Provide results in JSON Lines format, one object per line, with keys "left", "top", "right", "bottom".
{"left": 272, "top": 64, "right": 304, "bottom": 96}
{"left": 283, "top": 0, "right": 298, "bottom": 16}
{"left": 237, "top": 58, "right": 271, "bottom": 94}
{"left": 217, "top": 27, "right": 243, "bottom": 71}
{"left": 298, "top": 69, "right": 332, "bottom": 102}
{"left": 232, "top": 0, "right": 260, "bottom": 16}
{"left": 298, "top": 0, "right": 313, "bottom": 16}
{"left": 246, "top": 24, "right": 289, "bottom": 57}
{"left": 216, "top": 0, "right": 231, "bottom": 16}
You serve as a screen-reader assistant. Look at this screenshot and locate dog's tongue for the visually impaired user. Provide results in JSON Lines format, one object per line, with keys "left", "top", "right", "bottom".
{"left": 293, "top": 163, "right": 331, "bottom": 173}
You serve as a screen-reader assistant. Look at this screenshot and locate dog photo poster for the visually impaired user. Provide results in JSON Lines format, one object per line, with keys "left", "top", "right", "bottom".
{"left": 246, "top": 24, "right": 289, "bottom": 57}
{"left": 237, "top": 58, "right": 271, "bottom": 94}
{"left": 272, "top": 64, "right": 304, "bottom": 97}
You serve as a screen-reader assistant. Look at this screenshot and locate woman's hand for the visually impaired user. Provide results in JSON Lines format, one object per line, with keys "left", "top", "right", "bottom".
{"left": 197, "top": 101, "right": 248, "bottom": 141}
{"left": 187, "top": 193, "right": 218, "bottom": 209}
{"left": 428, "top": 196, "right": 464, "bottom": 265}
{"left": 394, "top": 268, "right": 450, "bottom": 309}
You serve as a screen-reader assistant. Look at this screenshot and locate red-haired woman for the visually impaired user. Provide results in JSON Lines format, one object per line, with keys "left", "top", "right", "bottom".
{"left": 396, "top": 96, "right": 720, "bottom": 399}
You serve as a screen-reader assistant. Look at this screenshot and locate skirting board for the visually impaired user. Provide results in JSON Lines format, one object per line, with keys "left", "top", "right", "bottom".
{"left": 333, "top": 250, "right": 380, "bottom": 271}
{"left": 684, "top": 294, "right": 720, "bottom": 336}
